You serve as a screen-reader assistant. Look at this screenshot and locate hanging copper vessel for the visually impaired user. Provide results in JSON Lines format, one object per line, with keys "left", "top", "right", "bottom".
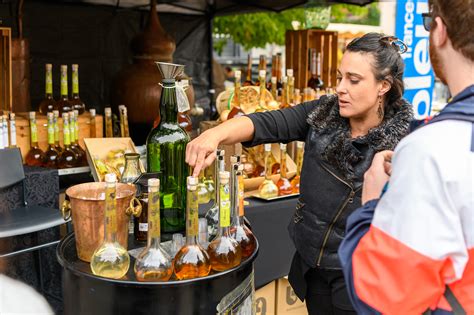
{"left": 111, "top": 0, "right": 194, "bottom": 144}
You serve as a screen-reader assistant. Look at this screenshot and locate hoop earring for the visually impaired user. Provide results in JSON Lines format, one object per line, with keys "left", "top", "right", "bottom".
{"left": 377, "top": 96, "right": 384, "bottom": 120}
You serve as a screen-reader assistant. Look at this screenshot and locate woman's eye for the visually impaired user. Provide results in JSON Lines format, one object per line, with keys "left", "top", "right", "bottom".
{"left": 350, "top": 80, "right": 359, "bottom": 84}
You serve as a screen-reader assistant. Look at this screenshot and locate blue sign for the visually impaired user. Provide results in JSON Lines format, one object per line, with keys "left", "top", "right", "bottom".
{"left": 395, "top": 0, "right": 434, "bottom": 119}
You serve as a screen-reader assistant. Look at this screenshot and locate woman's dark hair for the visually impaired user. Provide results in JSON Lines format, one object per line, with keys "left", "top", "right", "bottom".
{"left": 346, "top": 33, "right": 405, "bottom": 113}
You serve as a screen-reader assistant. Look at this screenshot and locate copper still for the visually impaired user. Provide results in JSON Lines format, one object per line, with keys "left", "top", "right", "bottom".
{"left": 111, "top": 0, "right": 194, "bottom": 144}
{"left": 62, "top": 182, "right": 141, "bottom": 262}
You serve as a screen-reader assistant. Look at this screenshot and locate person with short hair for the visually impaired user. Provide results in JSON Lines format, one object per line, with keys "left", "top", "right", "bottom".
{"left": 186, "top": 32, "right": 413, "bottom": 314}
{"left": 339, "top": 0, "right": 474, "bottom": 314}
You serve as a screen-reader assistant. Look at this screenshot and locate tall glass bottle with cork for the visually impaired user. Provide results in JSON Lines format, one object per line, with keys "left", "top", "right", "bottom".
{"left": 173, "top": 176, "right": 211, "bottom": 280}
{"left": 205, "top": 149, "right": 225, "bottom": 241}
{"left": 38, "top": 64, "right": 57, "bottom": 114}
{"left": 146, "top": 62, "right": 190, "bottom": 238}
{"left": 228, "top": 70, "right": 245, "bottom": 119}
{"left": 207, "top": 171, "right": 242, "bottom": 271}
{"left": 90, "top": 173, "right": 130, "bottom": 279}
{"left": 69, "top": 64, "right": 86, "bottom": 115}
{"left": 258, "top": 144, "right": 279, "bottom": 198}
{"left": 57, "top": 65, "right": 72, "bottom": 114}
{"left": 134, "top": 178, "right": 173, "bottom": 282}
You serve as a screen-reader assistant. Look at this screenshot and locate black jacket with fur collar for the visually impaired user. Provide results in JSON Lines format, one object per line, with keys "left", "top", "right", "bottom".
{"left": 244, "top": 94, "right": 413, "bottom": 272}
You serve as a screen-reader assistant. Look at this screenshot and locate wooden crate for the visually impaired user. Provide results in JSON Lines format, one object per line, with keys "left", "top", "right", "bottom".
{"left": 0, "top": 27, "right": 12, "bottom": 113}
{"left": 285, "top": 29, "right": 338, "bottom": 90}
{"left": 15, "top": 112, "right": 103, "bottom": 159}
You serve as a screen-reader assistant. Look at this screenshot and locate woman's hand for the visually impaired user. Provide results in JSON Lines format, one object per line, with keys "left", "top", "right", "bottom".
{"left": 186, "top": 129, "right": 222, "bottom": 177}
{"left": 362, "top": 150, "right": 393, "bottom": 205}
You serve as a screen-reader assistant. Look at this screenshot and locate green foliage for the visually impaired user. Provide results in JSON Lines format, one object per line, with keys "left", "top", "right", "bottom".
{"left": 213, "top": 3, "right": 380, "bottom": 55}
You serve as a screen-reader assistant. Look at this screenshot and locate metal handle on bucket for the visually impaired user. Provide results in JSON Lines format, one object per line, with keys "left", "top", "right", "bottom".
{"left": 61, "top": 199, "right": 72, "bottom": 221}
{"left": 127, "top": 197, "right": 142, "bottom": 218}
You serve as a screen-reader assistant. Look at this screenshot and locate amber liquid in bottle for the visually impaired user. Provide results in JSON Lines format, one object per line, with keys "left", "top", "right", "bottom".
{"left": 44, "top": 112, "right": 59, "bottom": 168}
{"left": 291, "top": 141, "right": 304, "bottom": 193}
{"left": 38, "top": 64, "right": 57, "bottom": 115}
{"left": 205, "top": 149, "right": 225, "bottom": 241}
{"left": 258, "top": 144, "right": 279, "bottom": 198}
{"left": 230, "top": 163, "right": 257, "bottom": 259}
{"left": 68, "top": 64, "right": 86, "bottom": 115}
{"left": 258, "top": 70, "right": 267, "bottom": 109}
{"left": 208, "top": 171, "right": 242, "bottom": 272}
{"left": 255, "top": 55, "right": 266, "bottom": 87}
{"left": 57, "top": 65, "right": 72, "bottom": 114}
{"left": 174, "top": 176, "right": 211, "bottom": 280}
{"left": 25, "top": 112, "right": 46, "bottom": 167}
{"left": 105, "top": 107, "right": 113, "bottom": 138}
{"left": 89, "top": 109, "right": 97, "bottom": 138}
{"left": 287, "top": 69, "right": 295, "bottom": 106}
{"left": 228, "top": 70, "right": 245, "bottom": 119}
{"left": 243, "top": 54, "right": 254, "bottom": 86}
{"left": 53, "top": 110, "right": 62, "bottom": 154}
{"left": 57, "top": 112, "right": 77, "bottom": 169}
{"left": 277, "top": 143, "right": 293, "bottom": 196}
{"left": 134, "top": 178, "right": 173, "bottom": 282}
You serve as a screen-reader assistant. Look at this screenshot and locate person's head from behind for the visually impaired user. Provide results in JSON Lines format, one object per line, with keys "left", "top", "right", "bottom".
{"left": 336, "top": 33, "right": 405, "bottom": 122}
{"left": 426, "top": 0, "right": 474, "bottom": 87}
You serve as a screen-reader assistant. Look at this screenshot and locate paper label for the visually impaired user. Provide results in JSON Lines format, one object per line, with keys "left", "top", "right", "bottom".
{"left": 187, "top": 191, "right": 199, "bottom": 236}
{"left": 176, "top": 84, "right": 190, "bottom": 112}
{"left": 30, "top": 122, "right": 38, "bottom": 143}
{"left": 105, "top": 187, "right": 117, "bottom": 233}
{"left": 220, "top": 184, "right": 231, "bottom": 227}
{"left": 148, "top": 191, "right": 161, "bottom": 238}
{"left": 139, "top": 223, "right": 148, "bottom": 232}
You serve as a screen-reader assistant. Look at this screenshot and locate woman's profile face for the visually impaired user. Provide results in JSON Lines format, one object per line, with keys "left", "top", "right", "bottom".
{"left": 336, "top": 51, "right": 384, "bottom": 120}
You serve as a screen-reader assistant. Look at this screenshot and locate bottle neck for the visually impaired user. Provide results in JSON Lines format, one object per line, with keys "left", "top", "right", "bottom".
{"left": 218, "top": 181, "right": 231, "bottom": 233}
{"left": 264, "top": 150, "right": 272, "bottom": 179}
{"left": 160, "top": 83, "right": 178, "bottom": 124}
{"left": 311, "top": 52, "right": 317, "bottom": 76}
{"left": 280, "top": 148, "right": 288, "bottom": 178}
{"left": 45, "top": 69, "right": 53, "bottom": 97}
{"left": 234, "top": 80, "right": 241, "bottom": 108}
{"left": 186, "top": 187, "right": 199, "bottom": 239}
{"left": 104, "top": 183, "right": 118, "bottom": 243}
{"left": 9, "top": 119, "right": 16, "bottom": 147}
{"left": 276, "top": 56, "right": 282, "bottom": 82}
{"left": 47, "top": 118, "right": 55, "bottom": 145}
{"left": 69, "top": 118, "right": 76, "bottom": 144}
{"left": 29, "top": 118, "right": 39, "bottom": 147}
{"left": 72, "top": 69, "right": 79, "bottom": 97}
{"left": 246, "top": 55, "right": 252, "bottom": 81}
{"left": 60, "top": 70, "right": 68, "bottom": 98}
{"left": 147, "top": 188, "right": 162, "bottom": 248}
{"left": 54, "top": 117, "right": 60, "bottom": 145}
{"left": 63, "top": 122, "right": 71, "bottom": 148}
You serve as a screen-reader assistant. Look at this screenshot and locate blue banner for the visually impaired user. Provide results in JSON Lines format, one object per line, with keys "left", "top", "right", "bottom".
{"left": 395, "top": 0, "right": 434, "bottom": 119}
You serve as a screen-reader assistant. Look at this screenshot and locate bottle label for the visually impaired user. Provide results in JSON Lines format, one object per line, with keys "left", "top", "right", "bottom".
{"left": 30, "top": 121, "right": 38, "bottom": 143}
{"left": 64, "top": 124, "right": 71, "bottom": 145}
{"left": 105, "top": 186, "right": 117, "bottom": 233}
{"left": 238, "top": 176, "right": 245, "bottom": 217}
{"left": 148, "top": 191, "right": 161, "bottom": 238}
{"left": 46, "top": 70, "right": 53, "bottom": 95}
{"left": 69, "top": 119, "right": 75, "bottom": 142}
{"left": 9, "top": 121, "right": 16, "bottom": 146}
{"left": 61, "top": 70, "right": 68, "bottom": 97}
{"left": 72, "top": 70, "right": 79, "bottom": 94}
{"left": 139, "top": 223, "right": 148, "bottom": 232}
{"left": 219, "top": 184, "right": 231, "bottom": 227}
{"left": 187, "top": 190, "right": 199, "bottom": 236}
{"left": 54, "top": 120, "right": 60, "bottom": 142}
{"left": 47, "top": 123, "right": 54, "bottom": 145}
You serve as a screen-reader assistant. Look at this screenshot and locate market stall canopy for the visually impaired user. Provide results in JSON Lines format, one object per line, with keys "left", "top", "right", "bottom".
{"left": 59, "top": 0, "right": 377, "bottom": 15}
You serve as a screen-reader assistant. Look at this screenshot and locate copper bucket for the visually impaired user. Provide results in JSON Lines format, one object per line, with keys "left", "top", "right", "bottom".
{"left": 61, "top": 182, "right": 141, "bottom": 262}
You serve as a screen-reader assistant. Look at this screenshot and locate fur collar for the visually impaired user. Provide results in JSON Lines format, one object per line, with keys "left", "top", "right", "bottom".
{"left": 307, "top": 94, "right": 413, "bottom": 181}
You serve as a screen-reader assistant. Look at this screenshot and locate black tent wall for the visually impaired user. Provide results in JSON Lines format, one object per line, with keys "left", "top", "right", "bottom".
{"left": 0, "top": 1, "right": 211, "bottom": 116}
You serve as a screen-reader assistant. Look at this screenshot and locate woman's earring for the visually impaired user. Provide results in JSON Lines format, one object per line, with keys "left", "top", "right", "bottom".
{"left": 377, "top": 96, "right": 384, "bottom": 120}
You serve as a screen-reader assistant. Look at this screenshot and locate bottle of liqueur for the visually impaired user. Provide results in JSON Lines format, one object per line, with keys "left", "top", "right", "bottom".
{"left": 287, "top": 69, "right": 295, "bottom": 105}
{"left": 230, "top": 163, "right": 257, "bottom": 259}
{"left": 268, "top": 55, "right": 276, "bottom": 90}
{"left": 91, "top": 173, "right": 130, "bottom": 279}
{"left": 43, "top": 113, "right": 59, "bottom": 168}
{"left": 228, "top": 70, "right": 245, "bottom": 120}
{"left": 135, "top": 178, "right": 173, "bottom": 282}
{"left": 243, "top": 54, "right": 254, "bottom": 86}
{"left": 255, "top": 55, "right": 266, "bottom": 86}
{"left": 57, "top": 65, "right": 72, "bottom": 114}
{"left": 291, "top": 141, "right": 304, "bottom": 193}
{"left": 203, "top": 164, "right": 215, "bottom": 203}
{"left": 38, "top": 64, "right": 57, "bottom": 115}
{"left": 275, "top": 53, "right": 283, "bottom": 94}
{"left": 270, "top": 76, "right": 278, "bottom": 100}
{"left": 307, "top": 49, "right": 324, "bottom": 90}
{"left": 208, "top": 171, "right": 242, "bottom": 272}
{"left": 146, "top": 78, "right": 190, "bottom": 238}
{"left": 174, "top": 176, "right": 211, "bottom": 280}
{"left": 69, "top": 64, "right": 86, "bottom": 115}
{"left": 8, "top": 113, "right": 16, "bottom": 148}
{"left": 205, "top": 149, "right": 225, "bottom": 241}
{"left": 25, "top": 112, "right": 45, "bottom": 166}
{"left": 277, "top": 143, "right": 293, "bottom": 196}
{"left": 53, "top": 110, "right": 62, "bottom": 153}
{"left": 258, "top": 70, "right": 267, "bottom": 109}
{"left": 280, "top": 76, "right": 288, "bottom": 109}
{"left": 197, "top": 169, "right": 211, "bottom": 204}
{"left": 258, "top": 144, "right": 279, "bottom": 198}
{"left": 89, "top": 109, "right": 97, "bottom": 138}
{"left": 104, "top": 107, "right": 113, "bottom": 138}
{"left": 57, "top": 113, "right": 77, "bottom": 169}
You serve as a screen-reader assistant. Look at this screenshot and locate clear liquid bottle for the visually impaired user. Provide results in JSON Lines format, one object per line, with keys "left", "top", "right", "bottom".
{"left": 208, "top": 171, "right": 242, "bottom": 272}
{"left": 25, "top": 112, "right": 45, "bottom": 167}
{"left": 90, "top": 173, "right": 130, "bottom": 279}
{"left": 228, "top": 70, "right": 245, "bottom": 119}
{"left": 134, "top": 178, "right": 173, "bottom": 282}
{"left": 230, "top": 163, "right": 257, "bottom": 259}
{"left": 174, "top": 176, "right": 211, "bottom": 280}
{"left": 205, "top": 149, "right": 225, "bottom": 241}
{"left": 291, "top": 141, "right": 304, "bottom": 193}
{"left": 258, "top": 144, "right": 279, "bottom": 198}
{"left": 277, "top": 143, "right": 293, "bottom": 196}
{"left": 43, "top": 112, "right": 59, "bottom": 168}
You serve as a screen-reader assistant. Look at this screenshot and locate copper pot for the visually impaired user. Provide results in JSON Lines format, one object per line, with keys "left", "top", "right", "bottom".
{"left": 62, "top": 182, "right": 141, "bottom": 262}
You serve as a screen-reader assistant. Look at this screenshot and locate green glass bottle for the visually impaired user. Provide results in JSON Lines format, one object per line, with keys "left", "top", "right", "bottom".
{"left": 146, "top": 78, "right": 190, "bottom": 238}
